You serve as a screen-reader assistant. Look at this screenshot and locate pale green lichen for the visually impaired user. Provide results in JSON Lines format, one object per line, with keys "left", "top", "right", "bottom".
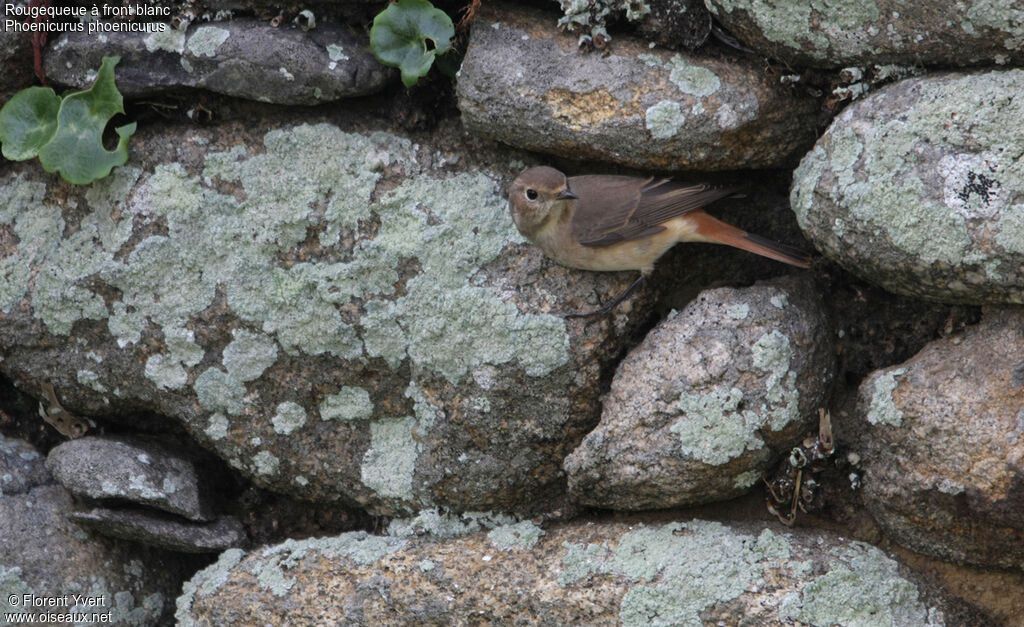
{"left": 352, "top": 170, "right": 569, "bottom": 382}
{"left": 360, "top": 416, "right": 417, "bottom": 500}
{"left": 487, "top": 520, "right": 546, "bottom": 551}
{"left": 270, "top": 402, "right": 306, "bottom": 435}
{"left": 995, "top": 203, "right": 1024, "bottom": 253}
{"left": 559, "top": 521, "right": 797, "bottom": 625}
{"left": 193, "top": 368, "right": 246, "bottom": 415}
{"left": 252, "top": 450, "right": 280, "bottom": 476}
{"left": 144, "top": 28, "right": 185, "bottom": 54}
{"left": 145, "top": 327, "right": 205, "bottom": 390}
{"left": 791, "top": 143, "right": 829, "bottom": 231}
{"left": 708, "top": 0, "right": 881, "bottom": 62}
{"left": 405, "top": 381, "right": 442, "bottom": 430}
{"left": 754, "top": 527, "right": 791, "bottom": 560}
{"left": 186, "top": 26, "right": 230, "bottom": 58}
{"left": 670, "top": 387, "right": 766, "bottom": 465}
{"left": 844, "top": 135, "right": 972, "bottom": 268}
{"left": 326, "top": 43, "right": 349, "bottom": 62}
{"left": 965, "top": 0, "right": 1024, "bottom": 51}
{"left": 108, "top": 302, "right": 146, "bottom": 347}
{"left": 779, "top": 543, "right": 938, "bottom": 626}
{"left": 645, "top": 100, "right": 685, "bottom": 140}
{"left": 252, "top": 533, "right": 408, "bottom": 600}
{"left": 246, "top": 532, "right": 407, "bottom": 600}
{"left": 399, "top": 279, "right": 567, "bottom": 382}
{"left": 0, "top": 177, "right": 45, "bottom": 312}
{"left": 558, "top": 542, "right": 611, "bottom": 586}
{"left": 144, "top": 355, "right": 185, "bottom": 390}
{"left": 175, "top": 548, "right": 245, "bottom": 625}
{"left": 726, "top": 303, "right": 750, "bottom": 319}
{"left": 204, "top": 413, "right": 229, "bottom": 440}
{"left": 827, "top": 124, "right": 863, "bottom": 192}
{"left": 0, "top": 565, "right": 33, "bottom": 615}
{"left": 107, "top": 589, "right": 165, "bottom": 626}
{"left": 866, "top": 367, "right": 906, "bottom": 427}
{"left": 619, "top": 586, "right": 692, "bottom": 626}
{"left": 6, "top": 124, "right": 568, "bottom": 393}
{"left": 637, "top": 53, "right": 663, "bottom": 69}
{"left": 387, "top": 508, "right": 518, "bottom": 539}
{"left": 177, "top": 126, "right": 560, "bottom": 378}
{"left": 8, "top": 168, "right": 139, "bottom": 335}
{"left": 254, "top": 558, "right": 294, "bottom": 597}
{"left": 222, "top": 329, "right": 278, "bottom": 383}
{"left": 76, "top": 369, "right": 107, "bottom": 394}
{"left": 670, "top": 328, "right": 800, "bottom": 465}
{"left": 319, "top": 386, "right": 373, "bottom": 421}
{"left": 751, "top": 330, "right": 800, "bottom": 431}
{"left": 666, "top": 56, "right": 721, "bottom": 97}
{"left": 789, "top": 559, "right": 813, "bottom": 578}
{"left": 732, "top": 469, "right": 760, "bottom": 489}
{"left": 360, "top": 300, "right": 407, "bottom": 367}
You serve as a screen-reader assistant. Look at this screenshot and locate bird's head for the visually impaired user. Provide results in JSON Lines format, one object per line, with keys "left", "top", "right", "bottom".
{"left": 508, "top": 166, "right": 578, "bottom": 237}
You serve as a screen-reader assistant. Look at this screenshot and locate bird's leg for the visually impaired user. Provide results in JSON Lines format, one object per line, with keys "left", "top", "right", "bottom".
{"left": 565, "top": 273, "right": 646, "bottom": 319}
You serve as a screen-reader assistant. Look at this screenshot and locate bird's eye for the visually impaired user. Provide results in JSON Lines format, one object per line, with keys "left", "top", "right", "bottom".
{"left": 525, "top": 189, "right": 538, "bottom": 200}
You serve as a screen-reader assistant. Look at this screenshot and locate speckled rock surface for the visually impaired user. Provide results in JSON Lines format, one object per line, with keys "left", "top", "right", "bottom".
{"left": 47, "top": 435, "right": 215, "bottom": 520}
{"left": 855, "top": 308, "right": 1024, "bottom": 570}
{"left": 705, "top": 0, "right": 1024, "bottom": 68}
{"left": 0, "top": 433, "right": 51, "bottom": 494}
{"left": 0, "top": 437, "right": 191, "bottom": 625}
{"left": 69, "top": 509, "right": 247, "bottom": 554}
{"left": 0, "top": 116, "right": 652, "bottom": 516}
{"left": 1, "top": 4, "right": 35, "bottom": 102}
{"left": 456, "top": 3, "right": 818, "bottom": 171}
{"left": 176, "top": 517, "right": 980, "bottom": 626}
{"left": 791, "top": 70, "right": 1024, "bottom": 304}
{"left": 565, "top": 277, "right": 834, "bottom": 509}
{"left": 43, "top": 18, "right": 392, "bottom": 105}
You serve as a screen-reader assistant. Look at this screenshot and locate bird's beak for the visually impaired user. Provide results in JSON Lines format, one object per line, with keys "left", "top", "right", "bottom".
{"left": 557, "top": 188, "right": 578, "bottom": 200}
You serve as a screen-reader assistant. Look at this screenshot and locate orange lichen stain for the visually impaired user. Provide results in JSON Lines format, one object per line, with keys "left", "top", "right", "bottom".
{"left": 543, "top": 89, "right": 637, "bottom": 131}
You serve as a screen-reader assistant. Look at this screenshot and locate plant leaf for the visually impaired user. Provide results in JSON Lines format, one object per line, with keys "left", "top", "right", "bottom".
{"left": 36, "top": 56, "right": 137, "bottom": 185}
{"left": 434, "top": 49, "right": 464, "bottom": 79}
{"left": 0, "top": 86, "right": 61, "bottom": 161}
{"left": 370, "top": 0, "right": 455, "bottom": 87}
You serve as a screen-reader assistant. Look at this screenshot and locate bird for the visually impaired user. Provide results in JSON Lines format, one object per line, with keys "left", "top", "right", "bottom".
{"left": 508, "top": 166, "right": 811, "bottom": 317}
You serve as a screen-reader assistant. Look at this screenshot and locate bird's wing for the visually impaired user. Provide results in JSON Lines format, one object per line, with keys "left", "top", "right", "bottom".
{"left": 571, "top": 175, "right": 742, "bottom": 248}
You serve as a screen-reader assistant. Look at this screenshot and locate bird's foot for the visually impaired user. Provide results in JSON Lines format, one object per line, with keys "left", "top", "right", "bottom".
{"left": 564, "top": 274, "right": 645, "bottom": 319}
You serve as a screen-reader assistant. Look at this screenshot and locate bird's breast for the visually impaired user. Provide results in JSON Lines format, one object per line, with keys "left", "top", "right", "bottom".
{"left": 528, "top": 221, "right": 684, "bottom": 273}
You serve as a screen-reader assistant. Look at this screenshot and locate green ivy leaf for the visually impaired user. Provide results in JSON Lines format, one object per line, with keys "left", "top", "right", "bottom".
{"left": 370, "top": 0, "right": 455, "bottom": 87}
{"left": 0, "top": 86, "right": 61, "bottom": 161}
{"left": 36, "top": 56, "right": 137, "bottom": 185}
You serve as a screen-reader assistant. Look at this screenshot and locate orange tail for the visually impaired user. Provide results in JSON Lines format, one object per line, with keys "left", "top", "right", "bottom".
{"left": 686, "top": 210, "right": 811, "bottom": 268}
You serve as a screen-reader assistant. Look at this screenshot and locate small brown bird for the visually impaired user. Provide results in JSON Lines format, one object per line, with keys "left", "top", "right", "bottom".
{"left": 508, "top": 166, "right": 810, "bottom": 316}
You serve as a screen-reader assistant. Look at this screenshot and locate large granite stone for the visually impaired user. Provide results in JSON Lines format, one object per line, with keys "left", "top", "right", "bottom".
{"left": 706, "top": 0, "right": 1024, "bottom": 69}
{"left": 457, "top": 3, "right": 818, "bottom": 171}
{"left": 856, "top": 308, "right": 1024, "bottom": 570}
{"left": 0, "top": 116, "right": 653, "bottom": 516}
{"left": 792, "top": 70, "right": 1024, "bottom": 304}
